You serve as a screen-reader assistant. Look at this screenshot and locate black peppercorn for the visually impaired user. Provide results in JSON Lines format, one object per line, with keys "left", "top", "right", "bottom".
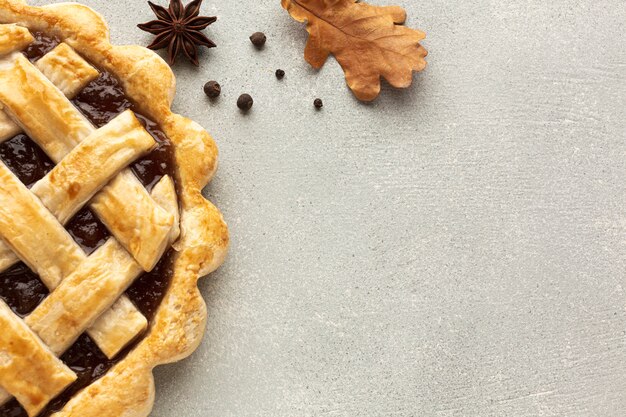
{"left": 237, "top": 94, "right": 254, "bottom": 111}
{"left": 314, "top": 98, "right": 323, "bottom": 109}
{"left": 275, "top": 69, "right": 285, "bottom": 79}
{"left": 204, "top": 81, "right": 221, "bottom": 99}
{"left": 249, "top": 32, "right": 266, "bottom": 48}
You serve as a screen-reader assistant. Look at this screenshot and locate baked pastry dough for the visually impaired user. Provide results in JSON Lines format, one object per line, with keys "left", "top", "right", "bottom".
{"left": 0, "top": 23, "right": 31, "bottom": 55}
{"left": 0, "top": 1, "right": 229, "bottom": 416}
{"left": 0, "top": 53, "right": 175, "bottom": 272}
{"left": 0, "top": 300, "right": 76, "bottom": 417}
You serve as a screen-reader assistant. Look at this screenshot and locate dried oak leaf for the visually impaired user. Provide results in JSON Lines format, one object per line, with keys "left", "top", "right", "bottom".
{"left": 282, "top": 0, "right": 427, "bottom": 101}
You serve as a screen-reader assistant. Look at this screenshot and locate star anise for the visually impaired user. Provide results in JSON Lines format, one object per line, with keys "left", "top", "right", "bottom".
{"left": 138, "top": 0, "right": 216, "bottom": 66}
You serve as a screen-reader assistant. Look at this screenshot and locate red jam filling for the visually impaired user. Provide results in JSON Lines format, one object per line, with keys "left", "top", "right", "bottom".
{"left": 0, "top": 32, "right": 177, "bottom": 417}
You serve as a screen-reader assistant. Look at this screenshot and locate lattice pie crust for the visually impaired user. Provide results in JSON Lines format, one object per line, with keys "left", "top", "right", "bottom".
{"left": 0, "top": 0, "right": 229, "bottom": 415}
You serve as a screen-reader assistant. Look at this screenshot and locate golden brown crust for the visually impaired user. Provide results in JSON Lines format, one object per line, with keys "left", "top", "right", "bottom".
{"left": 0, "top": 1, "right": 229, "bottom": 416}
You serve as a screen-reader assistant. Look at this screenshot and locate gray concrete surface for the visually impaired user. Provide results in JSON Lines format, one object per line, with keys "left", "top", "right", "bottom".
{"left": 31, "top": 0, "right": 626, "bottom": 415}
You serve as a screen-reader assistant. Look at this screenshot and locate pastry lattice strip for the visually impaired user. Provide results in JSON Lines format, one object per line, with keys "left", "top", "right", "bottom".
{"left": 0, "top": 45, "right": 152, "bottom": 358}
{"left": 0, "top": 106, "right": 179, "bottom": 416}
{"left": 0, "top": 24, "right": 32, "bottom": 57}
{"left": 0, "top": 156, "right": 160, "bottom": 355}
{"left": 0, "top": 41, "right": 175, "bottom": 272}
{"left": 0, "top": 27, "right": 180, "bottom": 414}
{"left": 0, "top": 300, "right": 77, "bottom": 417}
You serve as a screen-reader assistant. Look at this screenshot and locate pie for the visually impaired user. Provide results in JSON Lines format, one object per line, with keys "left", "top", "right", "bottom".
{"left": 0, "top": 1, "right": 229, "bottom": 416}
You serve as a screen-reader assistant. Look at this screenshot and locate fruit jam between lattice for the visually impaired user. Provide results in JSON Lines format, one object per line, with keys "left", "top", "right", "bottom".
{"left": 0, "top": 32, "right": 178, "bottom": 417}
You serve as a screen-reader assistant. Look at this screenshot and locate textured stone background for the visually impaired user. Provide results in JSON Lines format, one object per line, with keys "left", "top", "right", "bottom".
{"left": 32, "top": 0, "right": 626, "bottom": 415}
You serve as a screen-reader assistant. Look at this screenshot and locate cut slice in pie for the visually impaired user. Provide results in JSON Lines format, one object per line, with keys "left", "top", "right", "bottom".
{"left": 0, "top": 1, "right": 229, "bottom": 416}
